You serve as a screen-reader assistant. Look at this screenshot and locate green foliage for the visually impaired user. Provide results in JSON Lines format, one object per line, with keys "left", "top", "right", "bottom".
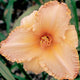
{"left": 0, "top": 55, "right": 33, "bottom": 80}
{"left": 4, "top": 0, "right": 15, "bottom": 33}
{"left": 0, "top": 33, "right": 6, "bottom": 42}
{"left": 11, "top": 62, "right": 32, "bottom": 80}
{"left": 0, "top": 0, "right": 6, "bottom": 4}
{"left": 77, "top": 36, "right": 80, "bottom": 51}
{"left": 66, "top": 0, "right": 79, "bottom": 35}
{"left": 42, "top": 72, "right": 48, "bottom": 80}
{"left": 75, "top": 75, "right": 80, "bottom": 80}
{"left": 33, "top": 0, "right": 42, "bottom": 5}
{"left": 33, "top": 0, "right": 50, "bottom": 5}
{"left": 0, "top": 61, "right": 15, "bottom": 80}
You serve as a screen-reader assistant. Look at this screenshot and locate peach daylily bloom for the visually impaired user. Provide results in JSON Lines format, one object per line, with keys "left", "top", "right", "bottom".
{"left": 0, "top": 1, "right": 79, "bottom": 79}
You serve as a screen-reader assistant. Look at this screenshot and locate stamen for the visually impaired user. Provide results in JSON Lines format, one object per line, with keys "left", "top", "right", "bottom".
{"left": 40, "top": 34, "right": 52, "bottom": 48}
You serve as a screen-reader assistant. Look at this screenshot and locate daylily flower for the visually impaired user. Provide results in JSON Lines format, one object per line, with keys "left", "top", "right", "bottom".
{"left": 0, "top": 1, "right": 79, "bottom": 79}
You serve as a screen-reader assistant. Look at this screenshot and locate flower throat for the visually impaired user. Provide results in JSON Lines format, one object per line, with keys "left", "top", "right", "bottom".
{"left": 40, "top": 33, "right": 52, "bottom": 48}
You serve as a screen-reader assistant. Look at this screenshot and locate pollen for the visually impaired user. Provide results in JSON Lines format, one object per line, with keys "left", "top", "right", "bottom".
{"left": 40, "top": 34, "right": 52, "bottom": 48}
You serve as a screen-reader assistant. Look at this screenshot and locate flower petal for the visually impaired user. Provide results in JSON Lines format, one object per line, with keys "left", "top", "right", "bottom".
{"left": 23, "top": 58, "right": 43, "bottom": 74}
{"left": 20, "top": 11, "right": 37, "bottom": 27}
{"left": 39, "top": 42, "right": 79, "bottom": 79}
{"left": 0, "top": 26, "right": 41, "bottom": 62}
{"left": 34, "top": 1, "right": 71, "bottom": 41}
{"left": 65, "top": 25, "right": 78, "bottom": 48}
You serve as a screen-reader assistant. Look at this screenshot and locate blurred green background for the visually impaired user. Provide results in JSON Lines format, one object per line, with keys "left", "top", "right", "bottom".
{"left": 0, "top": 0, "right": 80, "bottom": 80}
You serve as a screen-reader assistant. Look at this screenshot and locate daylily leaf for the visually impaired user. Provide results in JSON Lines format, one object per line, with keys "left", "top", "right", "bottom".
{"left": 42, "top": 72, "right": 48, "bottom": 80}
{"left": 75, "top": 75, "right": 80, "bottom": 80}
{"left": 13, "top": 5, "right": 40, "bottom": 29}
{"left": 33, "top": 0, "right": 42, "bottom": 5}
{"left": 66, "top": 0, "right": 79, "bottom": 34}
{"left": 13, "top": 74, "right": 27, "bottom": 80}
{"left": 0, "top": 61, "right": 15, "bottom": 80}
{"left": 43, "top": 0, "right": 51, "bottom": 3}
{"left": 4, "top": 0, "right": 15, "bottom": 33}
{"left": 33, "top": 0, "right": 50, "bottom": 5}
{"left": 77, "top": 36, "right": 80, "bottom": 51}
{"left": 0, "top": 33, "right": 6, "bottom": 42}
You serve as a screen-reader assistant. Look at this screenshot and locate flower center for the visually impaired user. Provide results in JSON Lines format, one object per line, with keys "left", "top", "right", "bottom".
{"left": 40, "top": 34, "right": 52, "bottom": 48}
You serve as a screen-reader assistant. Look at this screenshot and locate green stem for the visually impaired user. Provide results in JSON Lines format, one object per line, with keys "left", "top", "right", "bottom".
{"left": 17, "top": 63, "right": 32, "bottom": 80}
{"left": 42, "top": 72, "right": 48, "bottom": 80}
